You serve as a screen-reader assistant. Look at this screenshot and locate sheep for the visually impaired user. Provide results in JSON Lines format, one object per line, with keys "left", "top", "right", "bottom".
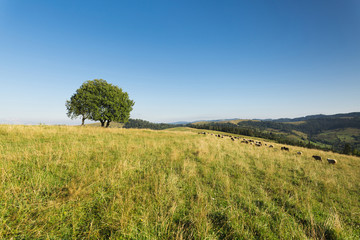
{"left": 327, "top": 158, "right": 337, "bottom": 164}
{"left": 312, "top": 155, "right": 322, "bottom": 161}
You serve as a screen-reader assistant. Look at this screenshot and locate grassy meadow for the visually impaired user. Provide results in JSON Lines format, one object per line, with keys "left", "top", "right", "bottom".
{"left": 0, "top": 125, "right": 359, "bottom": 239}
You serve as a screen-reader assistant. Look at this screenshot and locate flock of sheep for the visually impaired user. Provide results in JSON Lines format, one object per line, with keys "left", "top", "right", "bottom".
{"left": 198, "top": 131, "right": 338, "bottom": 164}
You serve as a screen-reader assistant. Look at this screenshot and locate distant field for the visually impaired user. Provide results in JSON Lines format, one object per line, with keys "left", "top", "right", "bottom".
{"left": 314, "top": 128, "right": 360, "bottom": 144}
{"left": 291, "top": 130, "right": 308, "bottom": 139}
{"left": 222, "top": 119, "right": 260, "bottom": 124}
{"left": 0, "top": 125, "right": 359, "bottom": 239}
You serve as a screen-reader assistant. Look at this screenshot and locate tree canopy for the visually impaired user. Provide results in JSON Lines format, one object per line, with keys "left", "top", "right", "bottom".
{"left": 66, "top": 79, "right": 134, "bottom": 127}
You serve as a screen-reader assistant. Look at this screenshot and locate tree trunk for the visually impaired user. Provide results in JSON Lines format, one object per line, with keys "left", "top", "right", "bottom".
{"left": 106, "top": 120, "right": 111, "bottom": 128}
{"left": 81, "top": 117, "right": 85, "bottom": 126}
{"left": 100, "top": 120, "right": 105, "bottom": 127}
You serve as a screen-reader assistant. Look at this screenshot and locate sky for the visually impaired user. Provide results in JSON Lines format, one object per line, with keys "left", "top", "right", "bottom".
{"left": 1, "top": 0, "right": 359, "bottom": 124}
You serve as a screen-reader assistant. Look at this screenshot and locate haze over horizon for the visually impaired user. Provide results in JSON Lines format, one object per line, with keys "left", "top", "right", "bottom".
{"left": 1, "top": 0, "right": 359, "bottom": 124}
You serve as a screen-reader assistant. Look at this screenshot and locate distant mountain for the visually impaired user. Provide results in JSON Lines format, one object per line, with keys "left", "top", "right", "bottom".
{"left": 212, "top": 118, "right": 240, "bottom": 122}
{"left": 168, "top": 121, "right": 191, "bottom": 125}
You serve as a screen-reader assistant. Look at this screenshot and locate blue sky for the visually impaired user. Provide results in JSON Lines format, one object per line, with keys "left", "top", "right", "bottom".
{"left": 1, "top": 0, "right": 359, "bottom": 124}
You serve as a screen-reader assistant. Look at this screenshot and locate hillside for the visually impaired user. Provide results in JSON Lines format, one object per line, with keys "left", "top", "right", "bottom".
{"left": 0, "top": 125, "right": 359, "bottom": 239}
{"left": 190, "top": 112, "right": 360, "bottom": 155}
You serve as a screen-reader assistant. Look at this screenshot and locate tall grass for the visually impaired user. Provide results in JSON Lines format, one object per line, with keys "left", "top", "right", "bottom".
{"left": 0, "top": 125, "right": 359, "bottom": 239}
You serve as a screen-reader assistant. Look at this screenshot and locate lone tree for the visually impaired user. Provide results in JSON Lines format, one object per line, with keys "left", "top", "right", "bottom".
{"left": 66, "top": 79, "right": 134, "bottom": 127}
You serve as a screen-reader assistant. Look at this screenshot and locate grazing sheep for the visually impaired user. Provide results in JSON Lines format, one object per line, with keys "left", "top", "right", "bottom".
{"left": 231, "top": 137, "right": 235, "bottom": 141}
{"left": 312, "top": 155, "right": 322, "bottom": 161}
{"left": 255, "top": 143, "right": 261, "bottom": 147}
{"left": 327, "top": 158, "right": 337, "bottom": 164}
{"left": 297, "top": 151, "right": 302, "bottom": 155}
{"left": 281, "top": 147, "right": 290, "bottom": 151}
{"left": 269, "top": 145, "right": 274, "bottom": 148}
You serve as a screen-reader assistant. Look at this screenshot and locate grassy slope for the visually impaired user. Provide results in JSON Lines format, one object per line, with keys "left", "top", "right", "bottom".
{"left": 0, "top": 125, "right": 359, "bottom": 239}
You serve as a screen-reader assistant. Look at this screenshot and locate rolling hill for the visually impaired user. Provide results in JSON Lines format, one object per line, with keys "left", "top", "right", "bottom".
{"left": 0, "top": 125, "right": 359, "bottom": 239}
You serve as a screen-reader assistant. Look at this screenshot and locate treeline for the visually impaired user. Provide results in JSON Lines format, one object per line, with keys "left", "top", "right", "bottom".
{"left": 273, "top": 112, "right": 360, "bottom": 122}
{"left": 123, "top": 119, "right": 181, "bottom": 130}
